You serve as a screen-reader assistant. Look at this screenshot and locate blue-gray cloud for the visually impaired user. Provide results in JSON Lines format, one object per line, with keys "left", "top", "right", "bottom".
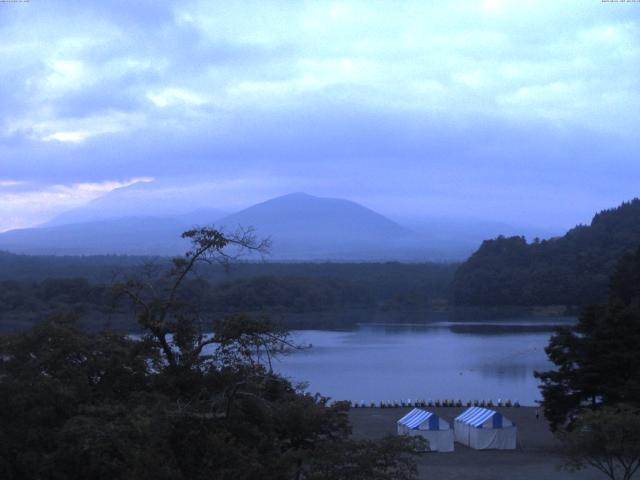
{"left": 0, "top": 0, "right": 638, "bottom": 231}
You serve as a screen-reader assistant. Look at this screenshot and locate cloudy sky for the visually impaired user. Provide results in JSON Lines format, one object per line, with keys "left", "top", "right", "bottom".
{"left": 0, "top": 0, "right": 638, "bottom": 232}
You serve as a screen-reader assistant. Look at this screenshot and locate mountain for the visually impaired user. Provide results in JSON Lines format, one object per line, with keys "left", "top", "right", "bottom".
{"left": 0, "top": 216, "right": 208, "bottom": 256}
{"left": 44, "top": 181, "right": 226, "bottom": 226}
{"left": 0, "top": 190, "right": 549, "bottom": 260}
{"left": 452, "top": 198, "right": 640, "bottom": 307}
{"left": 0, "top": 180, "right": 229, "bottom": 255}
{"left": 0, "top": 192, "right": 427, "bottom": 259}
{"left": 216, "top": 193, "right": 419, "bottom": 260}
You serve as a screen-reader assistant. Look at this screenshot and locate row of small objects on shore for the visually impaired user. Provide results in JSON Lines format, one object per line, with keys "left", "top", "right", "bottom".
{"left": 350, "top": 399, "right": 521, "bottom": 408}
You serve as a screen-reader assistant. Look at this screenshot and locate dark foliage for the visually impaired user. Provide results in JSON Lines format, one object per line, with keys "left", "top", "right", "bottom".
{"left": 0, "top": 228, "right": 421, "bottom": 479}
{"left": 0, "top": 260, "right": 457, "bottom": 332}
{"left": 305, "top": 435, "right": 424, "bottom": 480}
{"left": 453, "top": 198, "right": 640, "bottom": 306}
{"left": 559, "top": 405, "right": 640, "bottom": 480}
{"left": 0, "top": 316, "right": 366, "bottom": 479}
{"left": 208, "top": 276, "right": 373, "bottom": 312}
{"left": 535, "top": 246, "right": 640, "bottom": 430}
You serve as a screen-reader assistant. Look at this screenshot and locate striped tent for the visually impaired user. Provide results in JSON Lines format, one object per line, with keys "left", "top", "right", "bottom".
{"left": 454, "top": 407, "right": 516, "bottom": 450}
{"left": 397, "top": 408, "right": 454, "bottom": 452}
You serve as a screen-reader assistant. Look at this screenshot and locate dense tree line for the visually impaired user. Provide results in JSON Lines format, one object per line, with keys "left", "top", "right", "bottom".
{"left": 453, "top": 198, "right": 640, "bottom": 306}
{"left": 0, "top": 251, "right": 148, "bottom": 282}
{"left": 209, "top": 276, "right": 373, "bottom": 312}
{"left": 0, "top": 276, "right": 371, "bottom": 316}
{"left": 0, "top": 228, "right": 422, "bottom": 480}
{"left": 0, "top": 250, "right": 457, "bottom": 287}
{"left": 0, "top": 263, "right": 456, "bottom": 332}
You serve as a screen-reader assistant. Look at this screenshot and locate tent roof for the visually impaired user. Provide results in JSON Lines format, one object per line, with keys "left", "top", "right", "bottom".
{"left": 397, "top": 408, "right": 434, "bottom": 429}
{"left": 455, "top": 407, "right": 500, "bottom": 427}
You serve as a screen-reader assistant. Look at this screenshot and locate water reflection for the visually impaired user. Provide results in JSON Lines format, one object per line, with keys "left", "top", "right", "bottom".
{"left": 274, "top": 318, "right": 573, "bottom": 405}
{"left": 447, "top": 324, "right": 559, "bottom": 335}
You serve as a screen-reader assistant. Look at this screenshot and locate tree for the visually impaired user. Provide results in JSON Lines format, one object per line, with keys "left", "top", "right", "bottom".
{"left": 453, "top": 198, "right": 640, "bottom": 307}
{"left": 305, "top": 435, "right": 425, "bottom": 480}
{"left": 0, "top": 315, "right": 156, "bottom": 479}
{"left": 535, "top": 246, "right": 640, "bottom": 430}
{"left": 559, "top": 405, "right": 640, "bottom": 480}
{"left": 113, "top": 226, "right": 271, "bottom": 373}
{"left": 0, "top": 227, "right": 422, "bottom": 480}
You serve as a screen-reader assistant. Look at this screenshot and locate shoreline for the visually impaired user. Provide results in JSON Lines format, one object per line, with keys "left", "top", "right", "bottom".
{"left": 0, "top": 305, "right": 578, "bottom": 334}
{"left": 350, "top": 406, "right": 555, "bottom": 450}
{"left": 349, "top": 406, "right": 601, "bottom": 479}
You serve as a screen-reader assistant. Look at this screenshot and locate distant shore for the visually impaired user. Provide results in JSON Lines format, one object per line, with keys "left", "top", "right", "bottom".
{"left": 0, "top": 305, "right": 578, "bottom": 334}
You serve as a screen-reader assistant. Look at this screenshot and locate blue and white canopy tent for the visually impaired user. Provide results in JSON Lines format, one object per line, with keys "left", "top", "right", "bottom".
{"left": 397, "top": 408, "right": 454, "bottom": 452}
{"left": 454, "top": 407, "right": 516, "bottom": 450}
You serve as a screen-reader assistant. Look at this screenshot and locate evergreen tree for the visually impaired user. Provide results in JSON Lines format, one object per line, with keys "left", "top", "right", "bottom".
{"left": 454, "top": 198, "right": 640, "bottom": 306}
{"left": 536, "top": 246, "right": 640, "bottom": 429}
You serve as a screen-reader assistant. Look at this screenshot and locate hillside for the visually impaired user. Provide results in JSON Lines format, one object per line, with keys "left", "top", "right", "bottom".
{"left": 217, "top": 193, "right": 418, "bottom": 260}
{"left": 0, "top": 216, "right": 205, "bottom": 256}
{"left": 43, "top": 181, "right": 227, "bottom": 226}
{"left": 452, "top": 198, "right": 640, "bottom": 306}
{"left": 0, "top": 188, "right": 553, "bottom": 260}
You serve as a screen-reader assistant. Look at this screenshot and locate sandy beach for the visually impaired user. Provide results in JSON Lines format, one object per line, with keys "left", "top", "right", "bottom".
{"left": 349, "top": 406, "right": 604, "bottom": 479}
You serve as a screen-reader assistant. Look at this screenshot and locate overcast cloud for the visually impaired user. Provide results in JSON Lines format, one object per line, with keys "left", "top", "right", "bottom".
{"left": 0, "top": 0, "right": 638, "bottom": 231}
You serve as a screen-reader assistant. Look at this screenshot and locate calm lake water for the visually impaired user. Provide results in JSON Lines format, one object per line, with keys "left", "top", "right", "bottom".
{"left": 273, "top": 319, "right": 575, "bottom": 406}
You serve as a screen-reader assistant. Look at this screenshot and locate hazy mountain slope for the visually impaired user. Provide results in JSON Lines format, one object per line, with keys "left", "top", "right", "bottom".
{"left": 0, "top": 190, "right": 546, "bottom": 260}
{"left": 397, "top": 216, "right": 561, "bottom": 261}
{"left": 0, "top": 215, "right": 214, "bottom": 256}
{"left": 0, "top": 193, "right": 418, "bottom": 258}
{"left": 216, "top": 193, "right": 418, "bottom": 260}
{"left": 44, "top": 181, "right": 226, "bottom": 226}
{"left": 0, "top": 179, "right": 228, "bottom": 255}
{"left": 452, "top": 198, "right": 640, "bottom": 306}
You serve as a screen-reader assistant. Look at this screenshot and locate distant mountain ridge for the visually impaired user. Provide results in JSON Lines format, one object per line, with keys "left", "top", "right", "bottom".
{"left": 44, "top": 181, "right": 227, "bottom": 226}
{"left": 452, "top": 198, "right": 640, "bottom": 306}
{"left": 0, "top": 193, "right": 424, "bottom": 259}
{"left": 0, "top": 189, "right": 558, "bottom": 261}
{"left": 0, "top": 216, "right": 199, "bottom": 256}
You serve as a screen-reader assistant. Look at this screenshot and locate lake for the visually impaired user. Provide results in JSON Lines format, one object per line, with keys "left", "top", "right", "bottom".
{"left": 273, "top": 319, "right": 575, "bottom": 406}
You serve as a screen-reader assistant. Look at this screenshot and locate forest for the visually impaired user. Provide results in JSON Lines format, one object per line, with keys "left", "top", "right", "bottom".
{"left": 0, "top": 253, "right": 457, "bottom": 332}
{"left": 3, "top": 198, "right": 640, "bottom": 333}
{"left": 0, "top": 228, "right": 423, "bottom": 480}
{"left": 453, "top": 199, "right": 640, "bottom": 307}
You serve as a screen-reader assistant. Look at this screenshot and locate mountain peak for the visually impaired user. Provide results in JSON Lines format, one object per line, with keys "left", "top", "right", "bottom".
{"left": 212, "top": 193, "right": 416, "bottom": 260}
{"left": 261, "top": 192, "right": 337, "bottom": 203}
{"left": 279, "top": 192, "right": 314, "bottom": 199}
{"left": 0, "top": 191, "right": 417, "bottom": 259}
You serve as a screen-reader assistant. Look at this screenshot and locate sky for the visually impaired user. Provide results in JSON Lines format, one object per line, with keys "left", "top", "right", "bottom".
{"left": 0, "top": 0, "right": 639, "bottom": 232}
